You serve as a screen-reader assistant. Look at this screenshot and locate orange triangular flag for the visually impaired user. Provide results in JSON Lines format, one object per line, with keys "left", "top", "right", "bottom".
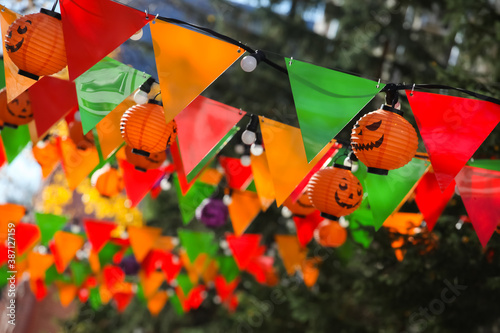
{"left": 0, "top": 203, "right": 25, "bottom": 244}
{"left": 228, "top": 190, "right": 262, "bottom": 236}
{"left": 383, "top": 213, "right": 424, "bottom": 235}
{"left": 128, "top": 226, "right": 162, "bottom": 262}
{"left": 180, "top": 251, "right": 209, "bottom": 284}
{"left": 56, "top": 282, "right": 78, "bottom": 307}
{"left": 250, "top": 152, "right": 276, "bottom": 211}
{"left": 150, "top": 20, "right": 242, "bottom": 123}
{"left": 58, "top": 137, "right": 100, "bottom": 190}
{"left": 27, "top": 252, "right": 54, "bottom": 281}
{"left": 259, "top": 117, "right": 335, "bottom": 206}
{"left": 147, "top": 291, "right": 169, "bottom": 317}
{"left": 0, "top": 8, "right": 37, "bottom": 102}
{"left": 141, "top": 271, "right": 165, "bottom": 299}
{"left": 153, "top": 236, "right": 177, "bottom": 252}
{"left": 52, "top": 231, "right": 85, "bottom": 273}
{"left": 275, "top": 235, "right": 307, "bottom": 276}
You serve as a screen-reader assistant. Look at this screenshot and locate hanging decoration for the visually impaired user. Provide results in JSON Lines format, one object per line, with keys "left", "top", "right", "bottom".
{"left": 293, "top": 210, "right": 324, "bottom": 247}
{"left": 308, "top": 164, "right": 363, "bottom": 221}
{"left": 283, "top": 192, "right": 316, "bottom": 217}
{"left": 314, "top": 220, "right": 347, "bottom": 248}
{"left": 250, "top": 152, "right": 276, "bottom": 211}
{"left": 198, "top": 199, "right": 229, "bottom": 228}
{"left": 68, "top": 114, "right": 95, "bottom": 150}
{"left": 124, "top": 145, "right": 166, "bottom": 172}
{"left": 406, "top": 90, "right": 500, "bottom": 191}
{"left": 351, "top": 104, "right": 418, "bottom": 175}
{"left": 94, "top": 166, "right": 124, "bottom": 198}
{"left": 5, "top": 8, "right": 66, "bottom": 80}
{"left": 286, "top": 57, "right": 384, "bottom": 161}
{"left": 0, "top": 123, "right": 31, "bottom": 162}
{"left": 0, "top": 88, "right": 32, "bottom": 128}
{"left": 227, "top": 190, "right": 262, "bottom": 236}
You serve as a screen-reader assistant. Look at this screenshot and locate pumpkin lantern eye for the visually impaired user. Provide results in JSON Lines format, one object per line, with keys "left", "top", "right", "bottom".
{"left": 357, "top": 189, "right": 362, "bottom": 196}
{"left": 339, "top": 183, "right": 348, "bottom": 191}
{"left": 17, "top": 26, "right": 28, "bottom": 34}
{"left": 366, "top": 120, "right": 382, "bottom": 131}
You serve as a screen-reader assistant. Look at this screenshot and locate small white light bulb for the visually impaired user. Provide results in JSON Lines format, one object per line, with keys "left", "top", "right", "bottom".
{"left": 160, "top": 178, "right": 171, "bottom": 191}
{"left": 240, "top": 155, "right": 251, "bottom": 166}
{"left": 130, "top": 29, "right": 144, "bottom": 41}
{"left": 223, "top": 194, "right": 232, "bottom": 205}
{"left": 351, "top": 162, "right": 359, "bottom": 173}
{"left": 250, "top": 143, "right": 264, "bottom": 156}
{"left": 339, "top": 216, "right": 349, "bottom": 228}
{"left": 241, "top": 130, "right": 256, "bottom": 145}
{"left": 234, "top": 143, "right": 245, "bottom": 155}
{"left": 281, "top": 206, "right": 292, "bottom": 218}
{"left": 240, "top": 55, "right": 258, "bottom": 72}
{"left": 134, "top": 90, "right": 149, "bottom": 104}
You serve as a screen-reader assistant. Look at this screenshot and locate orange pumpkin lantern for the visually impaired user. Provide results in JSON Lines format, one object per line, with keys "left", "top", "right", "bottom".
{"left": 120, "top": 101, "right": 177, "bottom": 157}
{"left": 68, "top": 119, "right": 94, "bottom": 150}
{"left": 0, "top": 88, "right": 32, "bottom": 128}
{"left": 95, "top": 166, "right": 124, "bottom": 198}
{"left": 5, "top": 9, "right": 66, "bottom": 80}
{"left": 124, "top": 145, "right": 166, "bottom": 172}
{"left": 32, "top": 140, "right": 60, "bottom": 177}
{"left": 314, "top": 220, "right": 347, "bottom": 247}
{"left": 283, "top": 192, "right": 316, "bottom": 217}
{"left": 308, "top": 165, "right": 363, "bottom": 221}
{"left": 351, "top": 105, "right": 418, "bottom": 175}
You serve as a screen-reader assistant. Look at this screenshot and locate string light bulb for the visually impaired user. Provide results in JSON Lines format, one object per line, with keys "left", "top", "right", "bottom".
{"left": 133, "top": 77, "right": 156, "bottom": 104}
{"left": 240, "top": 50, "right": 265, "bottom": 72}
{"left": 130, "top": 28, "right": 143, "bottom": 41}
{"left": 242, "top": 114, "right": 259, "bottom": 145}
{"left": 250, "top": 131, "right": 264, "bottom": 156}
{"left": 240, "top": 145, "right": 251, "bottom": 166}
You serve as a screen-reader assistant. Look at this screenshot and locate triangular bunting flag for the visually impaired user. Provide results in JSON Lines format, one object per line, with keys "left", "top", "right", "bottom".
{"left": 120, "top": 159, "right": 167, "bottom": 207}
{"left": 178, "top": 230, "right": 218, "bottom": 263}
{"left": 275, "top": 235, "right": 307, "bottom": 276}
{"left": 455, "top": 166, "right": 500, "bottom": 247}
{"left": 383, "top": 213, "right": 424, "bottom": 234}
{"left": 407, "top": 90, "right": 500, "bottom": 191}
{"left": 161, "top": 253, "right": 183, "bottom": 283}
{"left": 365, "top": 158, "right": 429, "bottom": 229}
{"left": 215, "top": 256, "right": 240, "bottom": 283}
{"left": 84, "top": 219, "right": 117, "bottom": 252}
{"left": 347, "top": 198, "right": 376, "bottom": 248}
{"left": 147, "top": 291, "right": 168, "bottom": 317}
{"left": 467, "top": 159, "right": 500, "bottom": 172}
{"left": 75, "top": 57, "right": 149, "bottom": 134}
{"left": 140, "top": 271, "right": 165, "bottom": 299}
{"left": 60, "top": 0, "right": 152, "bottom": 80}
{"left": 70, "top": 261, "right": 92, "bottom": 287}
{"left": 128, "top": 226, "right": 162, "bottom": 263}
{"left": 415, "top": 171, "right": 455, "bottom": 231}
{"left": 226, "top": 234, "right": 262, "bottom": 270}
{"left": 293, "top": 211, "right": 324, "bottom": 247}
{"left": 219, "top": 156, "right": 253, "bottom": 191}
{"left": 56, "top": 282, "right": 78, "bottom": 307}
{"left": 35, "top": 212, "right": 68, "bottom": 246}
{"left": 286, "top": 58, "right": 384, "bottom": 161}
{"left": 113, "top": 290, "right": 134, "bottom": 313}
{"left": 0, "top": 8, "right": 37, "bottom": 102}
{"left": 150, "top": 20, "right": 243, "bottom": 123}
{"left": 29, "top": 77, "right": 78, "bottom": 139}
{"left": 250, "top": 152, "right": 276, "bottom": 211}
{"left": 27, "top": 252, "right": 54, "bottom": 281}
{"left": 0, "top": 125, "right": 30, "bottom": 163}
{"left": 260, "top": 117, "right": 336, "bottom": 206}
{"left": 173, "top": 174, "right": 216, "bottom": 224}
{"left": 175, "top": 95, "right": 245, "bottom": 176}
{"left": 16, "top": 223, "right": 41, "bottom": 256}
{"left": 51, "top": 231, "right": 85, "bottom": 273}
{"left": 0, "top": 136, "right": 6, "bottom": 167}
{"left": 32, "top": 140, "right": 60, "bottom": 178}
{"left": 227, "top": 190, "right": 262, "bottom": 236}
{"left": 58, "top": 137, "right": 100, "bottom": 190}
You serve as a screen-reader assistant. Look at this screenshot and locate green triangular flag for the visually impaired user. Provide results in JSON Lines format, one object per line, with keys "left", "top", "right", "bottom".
{"left": 467, "top": 159, "right": 500, "bottom": 172}
{"left": 89, "top": 287, "right": 102, "bottom": 310}
{"left": 0, "top": 266, "right": 8, "bottom": 288}
{"left": 98, "top": 242, "right": 122, "bottom": 266}
{"left": 176, "top": 273, "right": 193, "bottom": 295}
{"left": 70, "top": 261, "right": 91, "bottom": 287}
{"left": 347, "top": 198, "right": 375, "bottom": 248}
{"left": 170, "top": 294, "right": 185, "bottom": 315}
{"left": 0, "top": 59, "right": 5, "bottom": 89}
{"left": 75, "top": 57, "right": 150, "bottom": 134}
{"left": 216, "top": 256, "right": 240, "bottom": 283}
{"left": 173, "top": 175, "right": 216, "bottom": 225}
{"left": 35, "top": 212, "right": 68, "bottom": 246}
{"left": 136, "top": 284, "right": 147, "bottom": 304}
{"left": 286, "top": 58, "right": 385, "bottom": 161}
{"left": 178, "top": 230, "right": 218, "bottom": 263}
{"left": 365, "top": 158, "right": 428, "bottom": 229}
{"left": 45, "top": 265, "right": 72, "bottom": 285}
{"left": 0, "top": 125, "right": 30, "bottom": 162}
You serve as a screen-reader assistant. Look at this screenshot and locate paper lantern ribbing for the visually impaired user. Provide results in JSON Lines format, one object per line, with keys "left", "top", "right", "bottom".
{"left": 283, "top": 192, "right": 316, "bottom": 217}
{"left": 307, "top": 165, "right": 363, "bottom": 220}
{"left": 314, "top": 220, "right": 347, "bottom": 247}
{"left": 5, "top": 10, "right": 67, "bottom": 80}
{"left": 68, "top": 120, "right": 94, "bottom": 150}
{"left": 351, "top": 105, "right": 418, "bottom": 175}
{"left": 124, "top": 145, "right": 166, "bottom": 172}
{"left": 95, "top": 167, "right": 124, "bottom": 198}
{"left": 120, "top": 102, "right": 177, "bottom": 157}
{"left": 0, "top": 89, "right": 32, "bottom": 128}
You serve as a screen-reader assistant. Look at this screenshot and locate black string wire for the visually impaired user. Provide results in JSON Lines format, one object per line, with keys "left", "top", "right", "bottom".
{"left": 51, "top": 0, "right": 59, "bottom": 12}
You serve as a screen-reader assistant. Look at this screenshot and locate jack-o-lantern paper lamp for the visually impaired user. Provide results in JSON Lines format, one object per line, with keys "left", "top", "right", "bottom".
{"left": 308, "top": 165, "right": 363, "bottom": 221}
{"left": 68, "top": 118, "right": 94, "bottom": 150}
{"left": 5, "top": 9, "right": 67, "bottom": 80}
{"left": 351, "top": 105, "right": 418, "bottom": 175}
{"left": 120, "top": 101, "right": 177, "bottom": 157}
{"left": 314, "top": 220, "right": 347, "bottom": 247}
{"left": 95, "top": 166, "right": 124, "bottom": 198}
{"left": 283, "top": 192, "right": 316, "bottom": 217}
{"left": 124, "top": 145, "right": 166, "bottom": 172}
{"left": 0, "top": 89, "right": 32, "bottom": 128}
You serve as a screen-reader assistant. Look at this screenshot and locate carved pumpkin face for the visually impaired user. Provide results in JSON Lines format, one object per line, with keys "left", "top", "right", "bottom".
{"left": 5, "top": 12, "right": 67, "bottom": 78}
{"left": 351, "top": 108, "right": 418, "bottom": 174}
{"left": 0, "top": 88, "right": 32, "bottom": 128}
{"left": 308, "top": 166, "right": 363, "bottom": 220}
{"left": 124, "top": 145, "right": 166, "bottom": 171}
{"left": 283, "top": 192, "right": 316, "bottom": 217}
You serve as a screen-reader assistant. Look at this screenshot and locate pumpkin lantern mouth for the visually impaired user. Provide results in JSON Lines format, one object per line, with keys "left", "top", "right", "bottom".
{"left": 5, "top": 38, "right": 24, "bottom": 53}
{"left": 334, "top": 191, "right": 360, "bottom": 209}
{"left": 352, "top": 134, "right": 384, "bottom": 151}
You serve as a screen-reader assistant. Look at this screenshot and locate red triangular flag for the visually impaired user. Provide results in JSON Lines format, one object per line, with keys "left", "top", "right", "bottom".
{"left": 29, "top": 77, "right": 78, "bottom": 139}
{"left": 407, "top": 90, "right": 500, "bottom": 191}
{"left": 120, "top": 159, "right": 167, "bottom": 207}
{"left": 103, "top": 265, "right": 125, "bottom": 291}
{"left": 60, "top": 0, "right": 152, "bottom": 80}
{"left": 455, "top": 166, "right": 500, "bottom": 247}
{"left": 16, "top": 223, "right": 41, "bottom": 256}
{"left": 293, "top": 210, "right": 324, "bottom": 247}
{"left": 114, "top": 291, "right": 134, "bottom": 312}
{"left": 415, "top": 171, "right": 455, "bottom": 231}
{"left": 215, "top": 275, "right": 240, "bottom": 303}
{"left": 175, "top": 96, "right": 245, "bottom": 176}
{"left": 226, "top": 234, "right": 262, "bottom": 270}
{"left": 219, "top": 156, "right": 253, "bottom": 190}
{"left": 84, "top": 219, "right": 116, "bottom": 252}
{"left": 161, "top": 253, "right": 183, "bottom": 283}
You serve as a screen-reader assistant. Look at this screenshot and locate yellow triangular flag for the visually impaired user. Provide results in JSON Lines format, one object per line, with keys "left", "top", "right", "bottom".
{"left": 150, "top": 20, "right": 242, "bottom": 123}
